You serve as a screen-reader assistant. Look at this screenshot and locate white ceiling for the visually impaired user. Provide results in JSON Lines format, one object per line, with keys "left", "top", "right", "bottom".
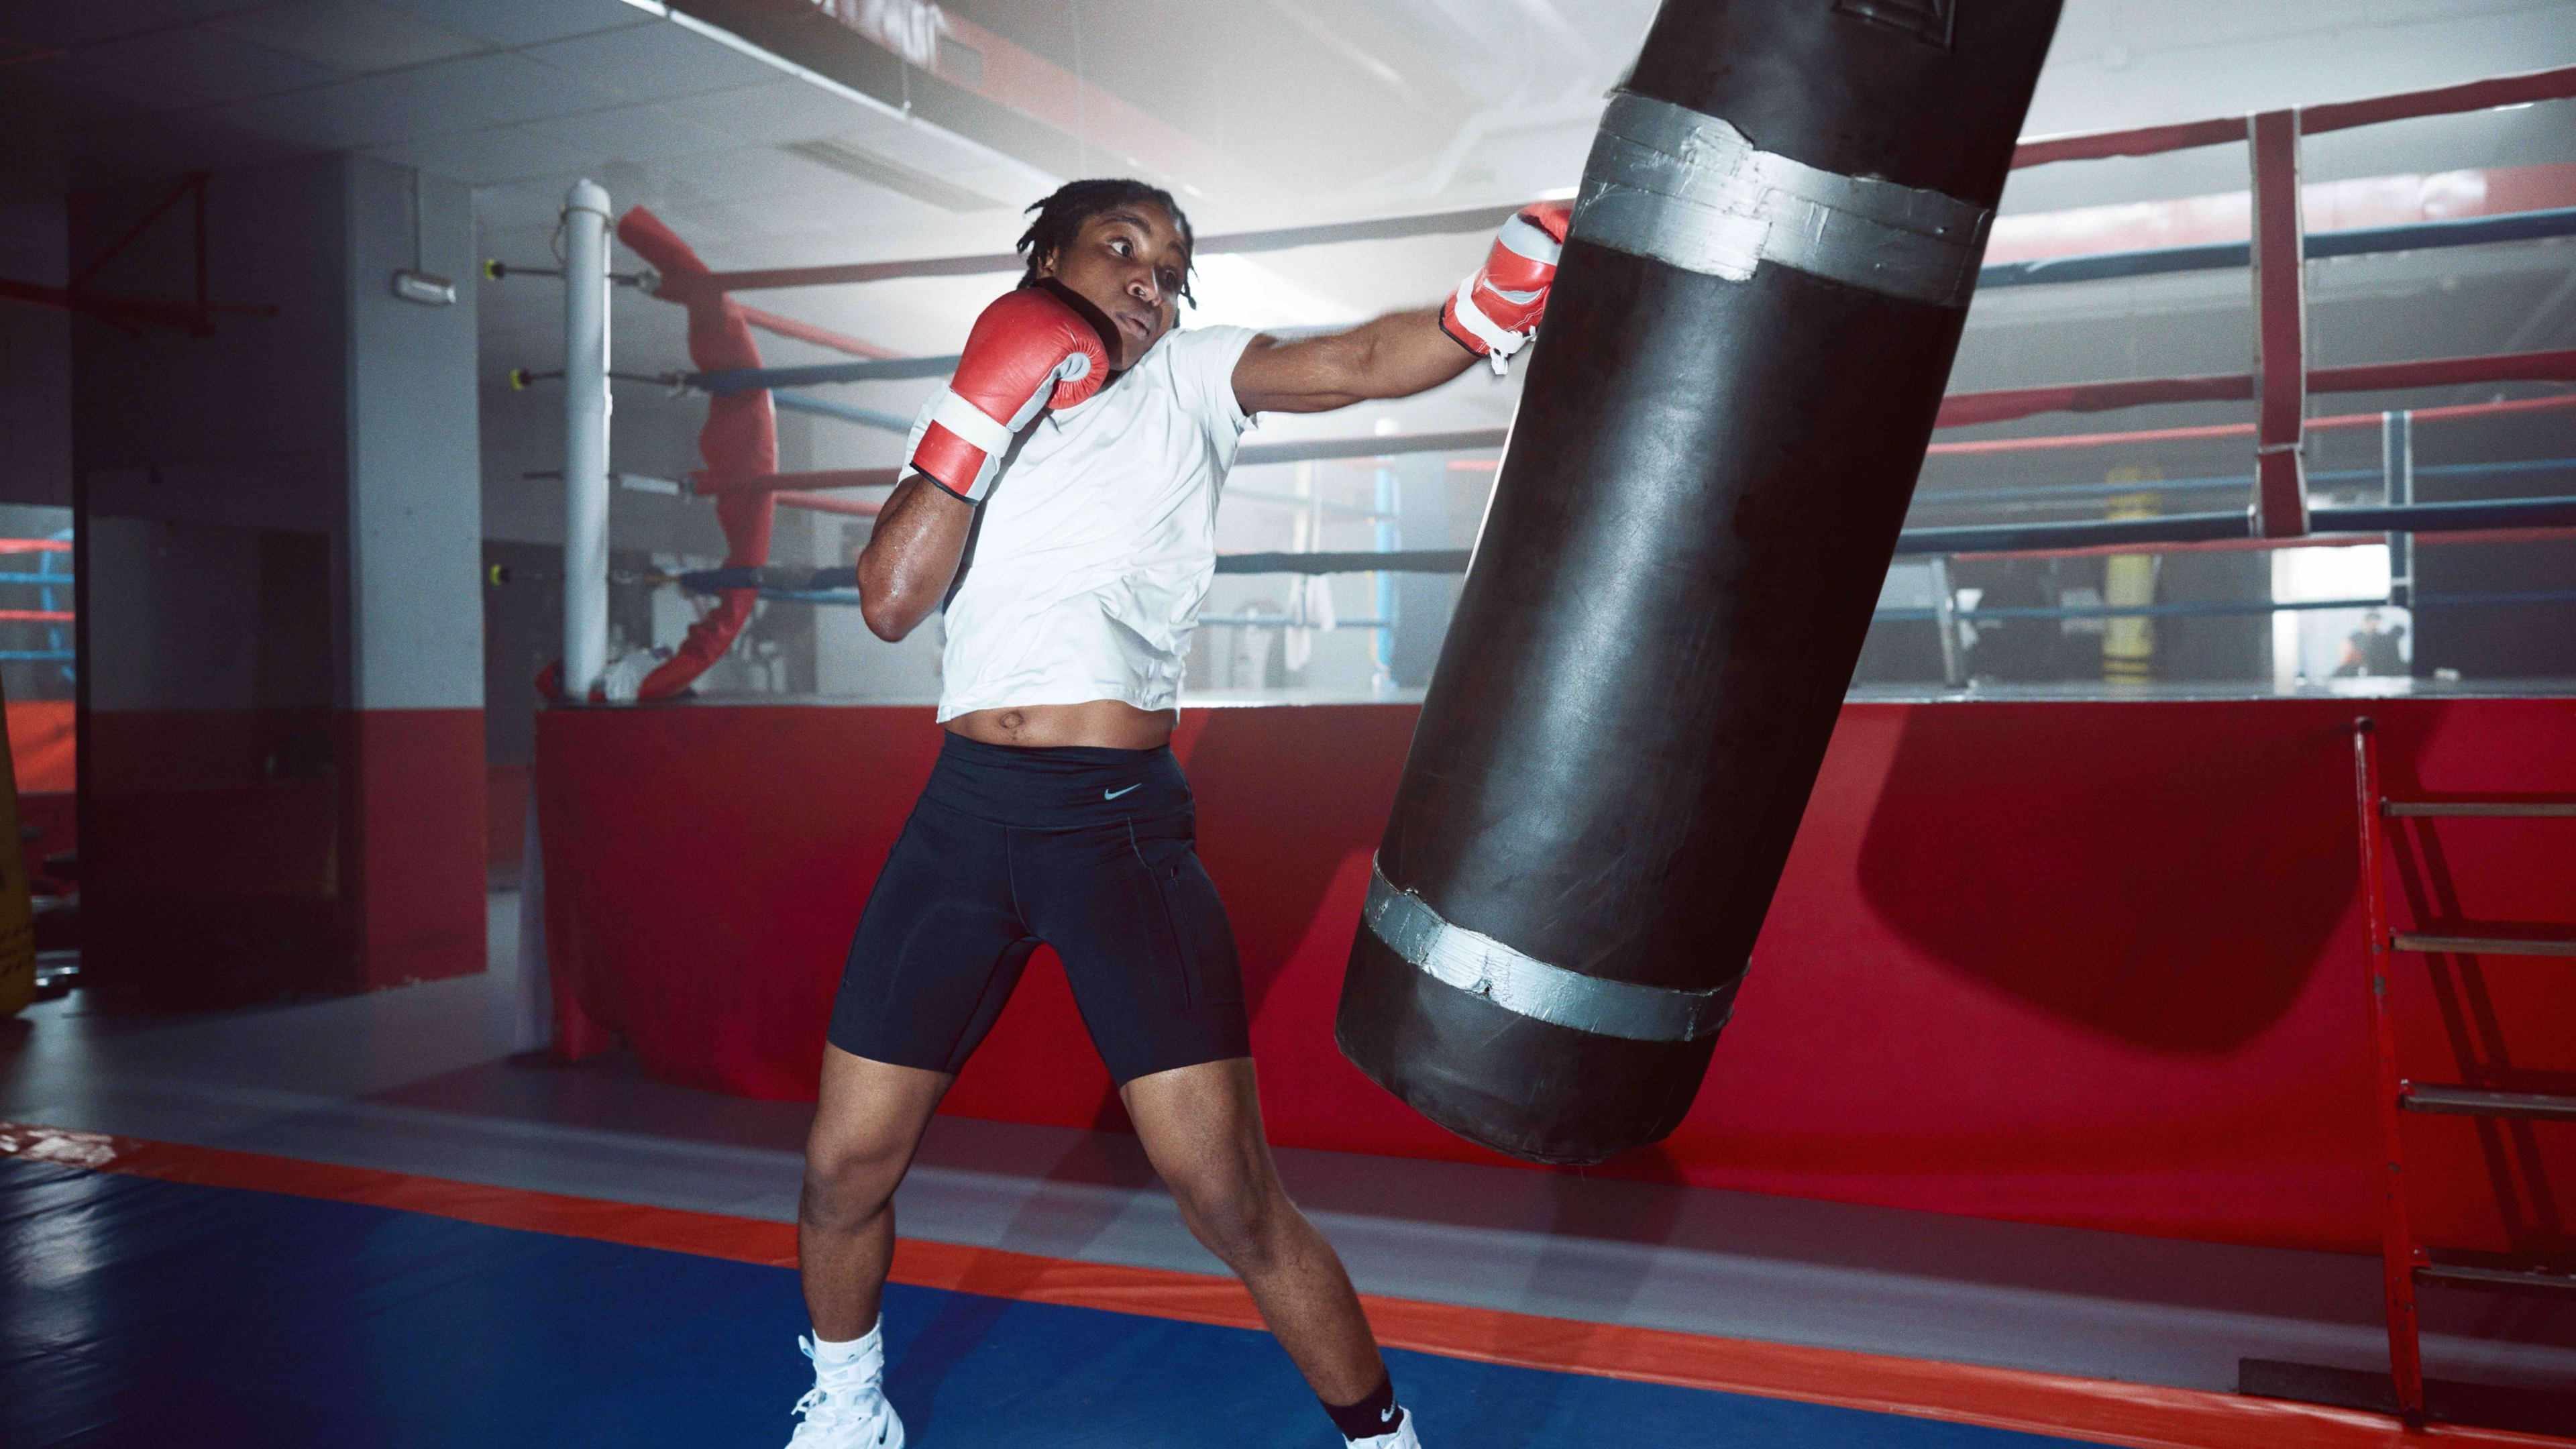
{"left": 12, "top": 0, "right": 2574, "bottom": 299}
{"left": 6, "top": 0, "right": 2573, "bottom": 492}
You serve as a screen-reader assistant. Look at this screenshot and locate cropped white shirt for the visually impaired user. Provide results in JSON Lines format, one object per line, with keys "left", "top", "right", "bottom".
{"left": 916, "top": 323, "right": 1262, "bottom": 722}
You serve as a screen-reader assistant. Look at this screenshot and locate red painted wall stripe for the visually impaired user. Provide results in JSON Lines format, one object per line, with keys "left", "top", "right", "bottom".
{"left": 2, "top": 1122, "right": 2555, "bottom": 1449}
{"left": 351, "top": 708, "right": 487, "bottom": 990}
{"left": 535, "top": 699, "right": 2576, "bottom": 1256}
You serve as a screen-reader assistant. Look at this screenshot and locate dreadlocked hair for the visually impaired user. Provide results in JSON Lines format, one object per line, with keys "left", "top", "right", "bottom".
{"left": 1015, "top": 178, "right": 1196, "bottom": 307}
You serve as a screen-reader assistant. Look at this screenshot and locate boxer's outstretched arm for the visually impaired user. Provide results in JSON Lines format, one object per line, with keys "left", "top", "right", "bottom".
{"left": 855, "top": 474, "right": 971, "bottom": 641}
{"left": 1234, "top": 201, "right": 1571, "bottom": 415}
{"left": 1232, "top": 311, "right": 1477, "bottom": 415}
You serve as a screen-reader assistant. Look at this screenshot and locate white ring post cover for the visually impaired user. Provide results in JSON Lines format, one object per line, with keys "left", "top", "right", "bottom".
{"left": 1363, "top": 861, "right": 1738, "bottom": 1043}
{"left": 561, "top": 178, "right": 614, "bottom": 700}
{"left": 1570, "top": 91, "right": 1994, "bottom": 309}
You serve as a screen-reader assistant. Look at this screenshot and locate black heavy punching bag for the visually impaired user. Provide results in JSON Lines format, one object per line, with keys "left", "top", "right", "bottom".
{"left": 1336, "top": 0, "right": 2063, "bottom": 1165}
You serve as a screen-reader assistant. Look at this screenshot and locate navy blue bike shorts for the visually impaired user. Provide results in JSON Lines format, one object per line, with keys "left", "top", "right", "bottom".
{"left": 826, "top": 732, "right": 1250, "bottom": 1085}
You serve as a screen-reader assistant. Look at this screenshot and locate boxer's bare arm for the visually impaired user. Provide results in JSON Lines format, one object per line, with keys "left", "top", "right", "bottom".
{"left": 1231, "top": 309, "right": 1477, "bottom": 415}
{"left": 855, "top": 473, "right": 972, "bottom": 641}
{"left": 863, "top": 272, "right": 1121, "bottom": 643}
{"left": 1236, "top": 203, "right": 1568, "bottom": 417}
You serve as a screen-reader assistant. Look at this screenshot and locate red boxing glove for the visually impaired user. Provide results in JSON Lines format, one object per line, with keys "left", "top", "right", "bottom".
{"left": 911, "top": 281, "right": 1114, "bottom": 503}
{"left": 1440, "top": 201, "right": 1572, "bottom": 375}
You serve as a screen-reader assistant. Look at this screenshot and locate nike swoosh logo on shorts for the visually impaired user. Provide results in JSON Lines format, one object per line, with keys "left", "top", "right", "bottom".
{"left": 1105, "top": 784, "right": 1141, "bottom": 800}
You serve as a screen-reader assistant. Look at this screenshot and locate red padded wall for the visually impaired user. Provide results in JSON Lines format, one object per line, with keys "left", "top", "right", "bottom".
{"left": 350, "top": 708, "right": 487, "bottom": 989}
{"left": 535, "top": 697, "right": 2575, "bottom": 1253}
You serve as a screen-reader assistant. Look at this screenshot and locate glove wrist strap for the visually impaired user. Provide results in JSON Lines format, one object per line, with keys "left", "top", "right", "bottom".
{"left": 1446, "top": 277, "right": 1529, "bottom": 374}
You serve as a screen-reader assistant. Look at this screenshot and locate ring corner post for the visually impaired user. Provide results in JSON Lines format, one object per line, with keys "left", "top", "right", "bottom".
{"left": 2250, "top": 108, "right": 2311, "bottom": 540}
{"left": 561, "top": 178, "right": 614, "bottom": 702}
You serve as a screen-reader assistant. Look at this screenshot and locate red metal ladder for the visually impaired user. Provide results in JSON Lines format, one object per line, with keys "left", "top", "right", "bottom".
{"left": 2350, "top": 716, "right": 2576, "bottom": 1425}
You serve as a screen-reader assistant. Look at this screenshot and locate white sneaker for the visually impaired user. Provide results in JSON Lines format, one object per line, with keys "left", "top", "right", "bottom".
{"left": 785, "top": 1333, "right": 904, "bottom": 1449}
{"left": 1347, "top": 1406, "right": 1421, "bottom": 1449}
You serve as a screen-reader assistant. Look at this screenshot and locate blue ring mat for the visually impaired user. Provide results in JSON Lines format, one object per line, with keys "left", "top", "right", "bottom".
{"left": 1, "top": 1155, "right": 2090, "bottom": 1448}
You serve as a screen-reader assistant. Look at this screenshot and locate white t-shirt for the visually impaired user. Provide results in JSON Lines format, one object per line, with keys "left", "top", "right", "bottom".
{"left": 914, "top": 322, "right": 1262, "bottom": 722}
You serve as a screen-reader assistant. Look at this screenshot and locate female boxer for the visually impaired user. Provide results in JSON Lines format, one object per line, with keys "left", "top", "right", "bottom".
{"left": 783, "top": 178, "right": 1566, "bottom": 1449}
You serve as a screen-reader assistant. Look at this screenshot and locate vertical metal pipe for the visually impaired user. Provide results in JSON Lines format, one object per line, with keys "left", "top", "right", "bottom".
{"left": 2351, "top": 719, "right": 2425, "bottom": 1424}
{"left": 1928, "top": 555, "right": 1964, "bottom": 687}
{"left": 1373, "top": 462, "right": 1399, "bottom": 687}
{"left": 2382, "top": 410, "right": 2414, "bottom": 608}
{"left": 1337, "top": 0, "right": 2065, "bottom": 1164}
{"left": 561, "top": 179, "right": 614, "bottom": 700}
{"left": 2250, "top": 109, "right": 2310, "bottom": 538}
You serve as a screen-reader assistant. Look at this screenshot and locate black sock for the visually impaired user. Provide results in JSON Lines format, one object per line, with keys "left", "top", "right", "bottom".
{"left": 1322, "top": 1374, "right": 1401, "bottom": 1442}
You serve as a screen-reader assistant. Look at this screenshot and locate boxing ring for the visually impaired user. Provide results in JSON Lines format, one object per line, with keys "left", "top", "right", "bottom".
{"left": 520, "top": 61, "right": 2575, "bottom": 1258}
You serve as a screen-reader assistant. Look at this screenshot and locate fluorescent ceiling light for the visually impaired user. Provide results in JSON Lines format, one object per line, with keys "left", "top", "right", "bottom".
{"left": 786, "top": 139, "right": 1004, "bottom": 213}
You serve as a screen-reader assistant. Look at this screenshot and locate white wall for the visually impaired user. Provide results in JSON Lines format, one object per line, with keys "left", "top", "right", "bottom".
{"left": 348, "top": 156, "right": 483, "bottom": 712}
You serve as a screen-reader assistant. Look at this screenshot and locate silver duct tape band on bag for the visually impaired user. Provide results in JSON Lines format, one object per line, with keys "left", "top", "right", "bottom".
{"left": 1570, "top": 91, "right": 1993, "bottom": 308}
{"left": 1363, "top": 863, "right": 1738, "bottom": 1043}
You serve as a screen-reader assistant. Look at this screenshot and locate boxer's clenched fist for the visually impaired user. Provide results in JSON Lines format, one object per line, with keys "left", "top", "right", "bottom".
{"left": 910, "top": 281, "right": 1116, "bottom": 503}
{"left": 1439, "top": 201, "right": 1573, "bottom": 374}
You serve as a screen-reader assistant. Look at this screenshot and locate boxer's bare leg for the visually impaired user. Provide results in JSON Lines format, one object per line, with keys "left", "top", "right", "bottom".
{"left": 1122, "top": 1057, "right": 1385, "bottom": 1404}
{"left": 800, "top": 1046, "right": 950, "bottom": 1341}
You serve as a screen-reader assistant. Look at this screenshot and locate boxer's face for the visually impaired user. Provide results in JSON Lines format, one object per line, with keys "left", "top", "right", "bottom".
{"left": 1036, "top": 203, "right": 1188, "bottom": 369}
